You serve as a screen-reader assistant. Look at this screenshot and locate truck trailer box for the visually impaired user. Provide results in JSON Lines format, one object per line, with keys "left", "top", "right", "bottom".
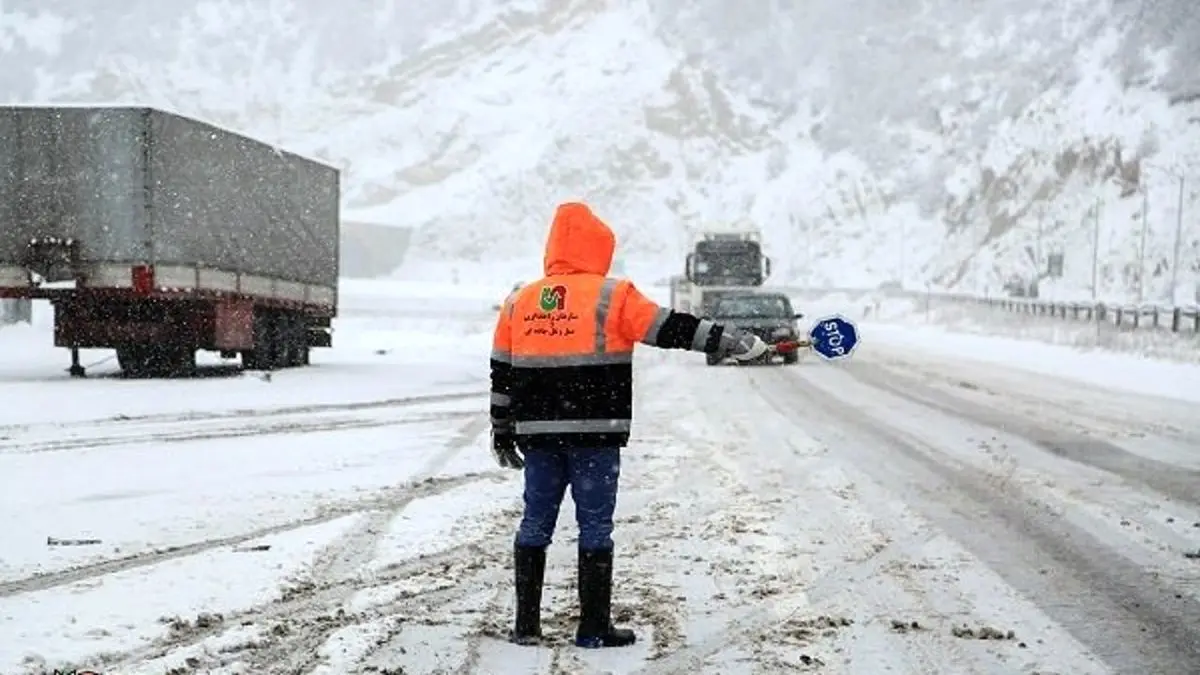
{"left": 0, "top": 106, "right": 339, "bottom": 307}
{"left": 0, "top": 106, "right": 340, "bottom": 377}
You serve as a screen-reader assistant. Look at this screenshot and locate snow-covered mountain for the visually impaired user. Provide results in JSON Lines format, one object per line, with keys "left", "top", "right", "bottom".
{"left": 2, "top": 0, "right": 1198, "bottom": 301}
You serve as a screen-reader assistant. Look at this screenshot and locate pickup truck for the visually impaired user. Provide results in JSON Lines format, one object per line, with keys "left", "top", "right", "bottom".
{"left": 705, "top": 290, "right": 809, "bottom": 366}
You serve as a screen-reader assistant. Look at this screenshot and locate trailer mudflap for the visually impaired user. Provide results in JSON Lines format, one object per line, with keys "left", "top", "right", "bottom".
{"left": 213, "top": 299, "right": 255, "bottom": 350}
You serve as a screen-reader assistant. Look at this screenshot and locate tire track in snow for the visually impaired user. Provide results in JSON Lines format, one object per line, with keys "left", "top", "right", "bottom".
{"left": 767, "top": 364, "right": 1200, "bottom": 675}
{"left": 121, "top": 414, "right": 499, "bottom": 675}
{"left": 840, "top": 357, "right": 1200, "bottom": 605}
{"left": 629, "top": 364, "right": 985, "bottom": 675}
{"left": 79, "top": 413, "right": 503, "bottom": 674}
{"left": 843, "top": 357, "right": 1200, "bottom": 506}
{"left": 0, "top": 389, "right": 486, "bottom": 438}
{"left": 235, "top": 413, "right": 498, "bottom": 674}
{"left": 0, "top": 415, "right": 491, "bottom": 598}
{"left": 832, "top": 353, "right": 1200, "bottom": 573}
{"left": 0, "top": 472, "right": 493, "bottom": 600}
{"left": 0, "top": 409, "right": 478, "bottom": 455}
{"left": 101, "top": 535, "right": 515, "bottom": 674}
{"left": 866, "top": 349, "right": 1200, "bottom": 446}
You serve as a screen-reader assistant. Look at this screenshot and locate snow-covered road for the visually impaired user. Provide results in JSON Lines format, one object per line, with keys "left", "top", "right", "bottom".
{"left": 1, "top": 282, "right": 1198, "bottom": 675}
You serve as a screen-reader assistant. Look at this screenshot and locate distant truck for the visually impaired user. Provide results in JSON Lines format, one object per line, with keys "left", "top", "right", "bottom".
{"left": 670, "top": 225, "right": 771, "bottom": 317}
{"left": 0, "top": 106, "right": 340, "bottom": 377}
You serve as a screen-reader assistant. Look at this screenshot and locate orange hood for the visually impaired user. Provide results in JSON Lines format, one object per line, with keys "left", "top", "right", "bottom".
{"left": 543, "top": 202, "right": 615, "bottom": 276}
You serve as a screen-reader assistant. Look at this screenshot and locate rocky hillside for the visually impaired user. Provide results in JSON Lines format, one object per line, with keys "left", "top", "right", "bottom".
{"left": 1, "top": 0, "right": 1197, "bottom": 300}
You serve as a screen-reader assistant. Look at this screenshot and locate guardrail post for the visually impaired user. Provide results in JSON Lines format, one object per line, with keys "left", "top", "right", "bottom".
{"left": 1171, "top": 308, "right": 1181, "bottom": 332}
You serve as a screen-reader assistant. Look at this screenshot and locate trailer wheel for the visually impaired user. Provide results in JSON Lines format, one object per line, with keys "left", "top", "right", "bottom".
{"left": 280, "top": 342, "right": 300, "bottom": 369}
{"left": 243, "top": 343, "right": 281, "bottom": 370}
{"left": 274, "top": 312, "right": 303, "bottom": 368}
{"left": 243, "top": 311, "right": 279, "bottom": 371}
{"left": 118, "top": 345, "right": 196, "bottom": 378}
{"left": 289, "top": 344, "right": 312, "bottom": 367}
{"left": 242, "top": 351, "right": 264, "bottom": 371}
{"left": 281, "top": 312, "right": 311, "bottom": 368}
{"left": 244, "top": 310, "right": 310, "bottom": 370}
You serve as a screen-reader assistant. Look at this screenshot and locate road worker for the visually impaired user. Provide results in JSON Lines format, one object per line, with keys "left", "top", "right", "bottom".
{"left": 488, "top": 201, "right": 768, "bottom": 649}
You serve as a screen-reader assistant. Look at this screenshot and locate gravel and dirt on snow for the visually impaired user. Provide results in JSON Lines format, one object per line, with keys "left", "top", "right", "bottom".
{"left": 0, "top": 281, "right": 1198, "bottom": 675}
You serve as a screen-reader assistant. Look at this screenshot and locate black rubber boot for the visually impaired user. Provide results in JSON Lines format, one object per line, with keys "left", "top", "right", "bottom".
{"left": 511, "top": 545, "right": 546, "bottom": 645}
{"left": 574, "top": 548, "right": 637, "bottom": 648}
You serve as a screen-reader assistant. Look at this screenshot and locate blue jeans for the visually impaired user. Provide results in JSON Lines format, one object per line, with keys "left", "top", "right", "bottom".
{"left": 515, "top": 447, "right": 621, "bottom": 552}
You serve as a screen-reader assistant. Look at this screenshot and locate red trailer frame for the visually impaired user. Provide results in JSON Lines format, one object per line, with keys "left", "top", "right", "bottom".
{"left": 0, "top": 258, "right": 335, "bottom": 377}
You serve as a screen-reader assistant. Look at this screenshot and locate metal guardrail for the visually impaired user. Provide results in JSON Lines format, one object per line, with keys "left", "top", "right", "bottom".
{"left": 775, "top": 285, "right": 1200, "bottom": 335}
{"left": 926, "top": 294, "right": 1200, "bottom": 334}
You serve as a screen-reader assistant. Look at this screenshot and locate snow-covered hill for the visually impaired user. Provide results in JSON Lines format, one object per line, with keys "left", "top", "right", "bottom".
{"left": 2, "top": 0, "right": 1198, "bottom": 300}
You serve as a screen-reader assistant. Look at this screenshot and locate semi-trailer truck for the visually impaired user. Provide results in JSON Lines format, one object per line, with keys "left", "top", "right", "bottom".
{"left": 0, "top": 106, "right": 340, "bottom": 378}
{"left": 670, "top": 225, "right": 771, "bottom": 317}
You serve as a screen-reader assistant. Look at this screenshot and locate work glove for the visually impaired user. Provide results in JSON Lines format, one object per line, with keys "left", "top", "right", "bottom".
{"left": 491, "top": 429, "right": 524, "bottom": 469}
{"left": 719, "top": 328, "right": 769, "bottom": 361}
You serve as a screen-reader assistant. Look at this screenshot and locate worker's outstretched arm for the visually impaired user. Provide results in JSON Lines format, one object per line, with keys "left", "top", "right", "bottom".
{"left": 614, "top": 280, "right": 766, "bottom": 358}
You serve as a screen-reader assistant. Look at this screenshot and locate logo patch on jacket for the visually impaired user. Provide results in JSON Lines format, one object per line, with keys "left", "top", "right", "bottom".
{"left": 539, "top": 285, "right": 568, "bottom": 311}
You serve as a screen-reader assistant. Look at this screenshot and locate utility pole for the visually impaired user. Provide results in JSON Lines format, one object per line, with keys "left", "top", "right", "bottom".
{"left": 804, "top": 218, "right": 813, "bottom": 288}
{"left": 1169, "top": 174, "right": 1185, "bottom": 303}
{"left": 1035, "top": 208, "right": 1043, "bottom": 277}
{"left": 1138, "top": 185, "right": 1149, "bottom": 304}
{"left": 1091, "top": 197, "right": 1102, "bottom": 301}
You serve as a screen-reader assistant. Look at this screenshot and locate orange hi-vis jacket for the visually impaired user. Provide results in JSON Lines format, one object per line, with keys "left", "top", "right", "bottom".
{"left": 490, "top": 202, "right": 727, "bottom": 450}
